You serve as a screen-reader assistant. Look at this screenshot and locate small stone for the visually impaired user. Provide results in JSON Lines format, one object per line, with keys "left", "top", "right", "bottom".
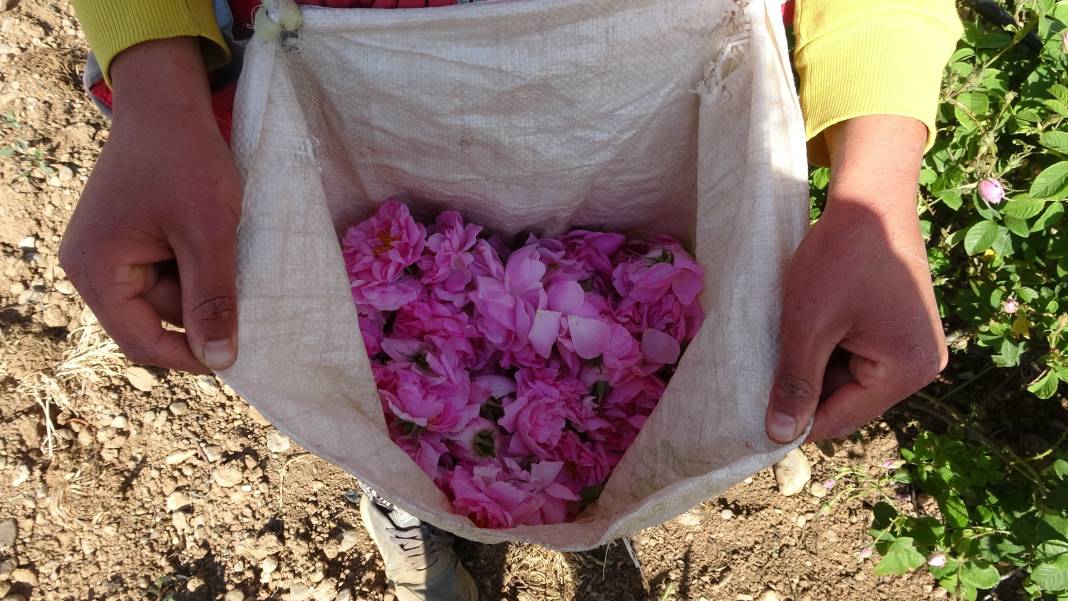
{"left": 10, "top": 465, "right": 29, "bottom": 487}
{"left": 55, "top": 165, "right": 74, "bottom": 182}
{"left": 2, "top": 595, "right": 26, "bottom": 601}
{"left": 10, "top": 568, "right": 37, "bottom": 586}
{"left": 53, "top": 280, "right": 74, "bottom": 295}
{"left": 675, "top": 511, "right": 702, "bottom": 527}
{"left": 17, "top": 237, "right": 35, "bottom": 251}
{"left": 41, "top": 306, "right": 68, "bottom": 328}
{"left": 213, "top": 467, "right": 243, "bottom": 488}
{"left": 172, "top": 512, "right": 188, "bottom": 532}
{"left": 110, "top": 415, "right": 128, "bottom": 429}
{"left": 224, "top": 591, "right": 245, "bottom": 601}
{"left": 0, "top": 560, "right": 12, "bottom": 579}
{"left": 338, "top": 529, "right": 360, "bottom": 553}
{"left": 809, "top": 482, "right": 828, "bottom": 498}
{"left": 285, "top": 584, "right": 313, "bottom": 601}
{"left": 266, "top": 431, "right": 291, "bottom": 454}
{"left": 166, "top": 491, "right": 191, "bottom": 512}
{"left": 8, "top": 283, "right": 24, "bottom": 295}
{"left": 168, "top": 401, "right": 189, "bottom": 416}
{"left": 165, "top": 450, "right": 198, "bottom": 465}
{"left": 0, "top": 520, "right": 15, "bottom": 550}
{"left": 720, "top": 509, "right": 734, "bottom": 520}
{"left": 758, "top": 591, "right": 782, "bottom": 601}
{"left": 335, "top": 590, "right": 352, "bottom": 601}
{"left": 773, "top": 448, "right": 812, "bottom": 496}
{"left": 196, "top": 376, "right": 220, "bottom": 395}
{"left": 312, "top": 579, "right": 337, "bottom": 601}
{"left": 125, "top": 367, "right": 157, "bottom": 392}
{"left": 260, "top": 556, "right": 279, "bottom": 584}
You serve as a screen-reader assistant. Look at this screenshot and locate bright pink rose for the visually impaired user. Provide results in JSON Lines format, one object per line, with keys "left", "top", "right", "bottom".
{"left": 447, "top": 463, "right": 540, "bottom": 528}
{"left": 342, "top": 200, "right": 427, "bottom": 311}
{"left": 391, "top": 430, "right": 448, "bottom": 482}
{"left": 357, "top": 310, "right": 386, "bottom": 356}
{"left": 376, "top": 356, "right": 478, "bottom": 435}
{"left": 470, "top": 246, "right": 547, "bottom": 350}
{"left": 419, "top": 211, "right": 483, "bottom": 306}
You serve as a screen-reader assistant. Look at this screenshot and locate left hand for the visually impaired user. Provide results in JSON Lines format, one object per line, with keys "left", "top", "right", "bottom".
{"left": 765, "top": 115, "right": 948, "bottom": 443}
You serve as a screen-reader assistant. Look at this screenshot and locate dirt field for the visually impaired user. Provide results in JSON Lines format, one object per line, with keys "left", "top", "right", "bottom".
{"left": 0, "top": 2, "right": 949, "bottom": 600}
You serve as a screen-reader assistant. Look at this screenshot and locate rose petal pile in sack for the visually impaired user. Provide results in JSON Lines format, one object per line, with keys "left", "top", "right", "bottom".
{"left": 341, "top": 200, "right": 705, "bottom": 527}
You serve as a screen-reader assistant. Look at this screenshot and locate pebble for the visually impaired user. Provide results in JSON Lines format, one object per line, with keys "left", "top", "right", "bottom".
{"left": 125, "top": 367, "right": 157, "bottom": 392}
{"left": 0, "top": 520, "right": 15, "bottom": 550}
{"left": 338, "top": 529, "right": 360, "bottom": 553}
{"left": 675, "top": 512, "right": 702, "bottom": 527}
{"left": 758, "top": 592, "right": 782, "bottom": 601}
{"left": 809, "top": 482, "right": 828, "bottom": 498}
{"left": 285, "top": 584, "right": 313, "bottom": 601}
{"left": 16, "top": 236, "right": 35, "bottom": 251}
{"left": 2, "top": 595, "right": 27, "bottom": 601}
{"left": 266, "top": 431, "right": 291, "bottom": 454}
{"left": 10, "top": 465, "right": 29, "bottom": 487}
{"left": 10, "top": 568, "right": 37, "bottom": 586}
{"left": 110, "top": 415, "right": 128, "bottom": 429}
{"left": 213, "top": 467, "right": 243, "bottom": 488}
{"left": 53, "top": 280, "right": 74, "bottom": 295}
{"left": 169, "top": 401, "right": 190, "bottom": 416}
{"left": 41, "top": 306, "right": 68, "bottom": 328}
{"left": 260, "top": 556, "right": 279, "bottom": 584}
{"left": 772, "top": 448, "right": 812, "bottom": 496}
{"left": 335, "top": 590, "right": 352, "bottom": 601}
{"left": 165, "top": 450, "right": 198, "bottom": 465}
{"left": 224, "top": 591, "right": 245, "bottom": 601}
{"left": 312, "top": 579, "right": 337, "bottom": 601}
{"left": 0, "top": 560, "right": 13, "bottom": 579}
{"left": 166, "top": 491, "right": 191, "bottom": 512}
{"left": 720, "top": 509, "right": 734, "bottom": 521}
{"left": 196, "top": 375, "right": 220, "bottom": 395}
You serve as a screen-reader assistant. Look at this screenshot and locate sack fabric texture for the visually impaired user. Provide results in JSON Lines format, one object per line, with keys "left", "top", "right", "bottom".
{"left": 224, "top": 0, "right": 811, "bottom": 550}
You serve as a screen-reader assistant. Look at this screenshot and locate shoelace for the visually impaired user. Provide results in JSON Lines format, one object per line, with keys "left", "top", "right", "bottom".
{"left": 386, "top": 524, "right": 455, "bottom": 571}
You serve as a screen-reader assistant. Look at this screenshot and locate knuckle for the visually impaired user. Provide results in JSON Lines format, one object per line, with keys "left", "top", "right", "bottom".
{"left": 190, "top": 294, "right": 236, "bottom": 325}
{"left": 119, "top": 342, "right": 157, "bottom": 366}
{"left": 772, "top": 374, "right": 817, "bottom": 411}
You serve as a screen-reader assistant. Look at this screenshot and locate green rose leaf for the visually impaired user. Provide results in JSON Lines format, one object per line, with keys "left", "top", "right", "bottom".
{"left": 960, "top": 561, "right": 1001, "bottom": 590}
{"left": 873, "top": 537, "right": 926, "bottom": 577}
{"left": 963, "top": 221, "right": 1001, "bottom": 255}
{"left": 1031, "top": 161, "right": 1068, "bottom": 199}
{"left": 1031, "top": 555, "right": 1068, "bottom": 592}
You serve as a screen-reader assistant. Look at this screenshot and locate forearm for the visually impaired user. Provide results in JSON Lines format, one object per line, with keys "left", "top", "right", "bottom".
{"left": 109, "top": 37, "right": 216, "bottom": 126}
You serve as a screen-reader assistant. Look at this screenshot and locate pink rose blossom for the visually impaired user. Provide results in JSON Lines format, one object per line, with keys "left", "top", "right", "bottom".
{"left": 342, "top": 200, "right": 427, "bottom": 311}
{"left": 419, "top": 211, "right": 483, "bottom": 306}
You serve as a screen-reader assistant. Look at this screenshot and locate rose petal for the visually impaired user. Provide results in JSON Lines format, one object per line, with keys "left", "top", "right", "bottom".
{"left": 567, "top": 315, "right": 612, "bottom": 360}
{"left": 641, "top": 328, "right": 681, "bottom": 365}
{"left": 529, "top": 310, "right": 562, "bottom": 358}
{"left": 547, "top": 280, "right": 585, "bottom": 313}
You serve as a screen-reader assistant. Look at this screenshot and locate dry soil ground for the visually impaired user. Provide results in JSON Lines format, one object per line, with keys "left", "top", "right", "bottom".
{"left": 0, "top": 1, "right": 954, "bottom": 599}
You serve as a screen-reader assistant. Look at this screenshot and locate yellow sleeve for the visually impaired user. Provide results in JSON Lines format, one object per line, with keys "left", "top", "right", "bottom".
{"left": 795, "top": 0, "right": 964, "bottom": 165}
{"left": 69, "top": 0, "right": 231, "bottom": 85}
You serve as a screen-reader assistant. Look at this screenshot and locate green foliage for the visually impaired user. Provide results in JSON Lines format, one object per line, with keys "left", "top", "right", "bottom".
{"left": 872, "top": 433, "right": 1068, "bottom": 600}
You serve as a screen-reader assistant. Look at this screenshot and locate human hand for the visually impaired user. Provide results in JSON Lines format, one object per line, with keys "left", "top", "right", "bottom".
{"left": 765, "top": 115, "right": 948, "bottom": 443}
{"left": 60, "top": 38, "right": 242, "bottom": 374}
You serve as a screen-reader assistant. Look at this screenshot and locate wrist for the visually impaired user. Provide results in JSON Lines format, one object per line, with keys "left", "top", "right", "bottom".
{"left": 824, "top": 115, "right": 926, "bottom": 219}
{"left": 110, "top": 37, "right": 214, "bottom": 122}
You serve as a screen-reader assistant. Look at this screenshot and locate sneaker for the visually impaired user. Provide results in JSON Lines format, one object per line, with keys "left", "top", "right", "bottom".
{"left": 360, "top": 494, "right": 479, "bottom": 601}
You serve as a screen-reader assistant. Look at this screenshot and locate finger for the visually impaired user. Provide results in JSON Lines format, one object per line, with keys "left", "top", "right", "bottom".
{"left": 820, "top": 347, "right": 853, "bottom": 401}
{"left": 766, "top": 313, "right": 843, "bottom": 444}
{"left": 807, "top": 354, "right": 897, "bottom": 441}
{"left": 142, "top": 261, "right": 184, "bottom": 327}
{"left": 173, "top": 231, "right": 239, "bottom": 371}
{"left": 81, "top": 263, "right": 209, "bottom": 374}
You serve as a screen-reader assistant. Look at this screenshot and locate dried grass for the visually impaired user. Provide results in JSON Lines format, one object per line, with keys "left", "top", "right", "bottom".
{"left": 16, "top": 321, "right": 124, "bottom": 456}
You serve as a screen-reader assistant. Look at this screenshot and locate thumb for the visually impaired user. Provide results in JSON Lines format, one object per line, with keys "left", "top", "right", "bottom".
{"left": 766, "top": 316, "right": 839, "bottom": 444}
{"left": 175, "top": 232, "right": 239, "bottom": 371}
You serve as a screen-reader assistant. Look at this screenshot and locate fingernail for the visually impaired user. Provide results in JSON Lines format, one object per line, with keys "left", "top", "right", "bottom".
{"left": 767, "top": 411, "right": 798, "bottom": 443}
{"left": 203, "top": 339, "right": 236, "bottom": 370}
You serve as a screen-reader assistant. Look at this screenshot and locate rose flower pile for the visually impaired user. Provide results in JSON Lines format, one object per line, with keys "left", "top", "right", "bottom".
{"left": 342, "top": 201, "right": 704, "bottom": 527}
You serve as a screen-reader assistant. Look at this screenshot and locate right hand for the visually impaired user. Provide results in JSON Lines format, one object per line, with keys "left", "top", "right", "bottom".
{"left": 60, "top": 37, "right": 242, "bottom": 374}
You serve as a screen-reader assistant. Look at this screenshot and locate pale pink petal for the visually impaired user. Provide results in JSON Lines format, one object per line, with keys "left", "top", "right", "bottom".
{"left": 641, "top": 328, "right": 681, "bottom": 364}
{"left": 547, "top": 280, "right": 585, "bottom": 313}
{"left": 529, "top": 310, "right": 562, "bottom": 358}
{"left": 567, "top": 315, "right": 612, "bottom": 360}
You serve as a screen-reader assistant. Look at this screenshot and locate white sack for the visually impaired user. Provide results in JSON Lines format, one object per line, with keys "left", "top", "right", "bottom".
{"left": 224, "top": 0, "right": 810, "bottom": 550}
